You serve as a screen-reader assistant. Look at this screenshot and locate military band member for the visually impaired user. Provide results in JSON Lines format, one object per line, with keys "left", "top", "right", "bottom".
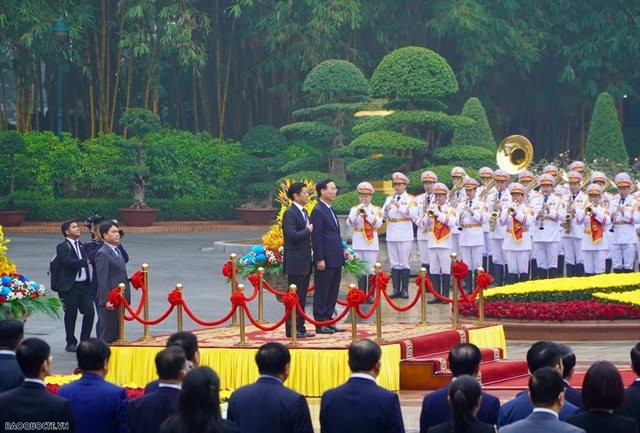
{"left": 609, "top": 173, "right": 638, "bottom": 272}
{"left": 477, "top": 167, "right": 496, "bottom": 270}
{"left": 383, "top": 172, "right": 418, "bottom": 299}
{"left": 417, "top": 183, "right": 456, "bottom": 304}
{"left": 518, "top": 169, "right": 538, "bottom": 278}
{"left": 530, "top": 174, "right": 565, "bottom": 279}
{"left": 561, "top": 171, "right": 587, "bottom": 277}
{"left": 591, "top": 171, "right": 614, "bottom": 273}
{"left": 456, "top": 178, "right": 487, "bottom": 293}
{"left": 569, "top": 160, "right": 586, "bottom": 174}
{"left": 346, "top": 182, "right": 383, "bottom": 304}
{"left": 575, "top": 184, "right": 610, "bottom": 275}
{"left": 487, "top": 169, "right": 512, "bottom": 286}
{"left": 450, "top": 166, "right": 466, "bottom": 255}
{"left": 499, "top": 183, "right": 534, "bottom": 284}
{"left": 414, "top": 171, "right": 438, "bottom": 275}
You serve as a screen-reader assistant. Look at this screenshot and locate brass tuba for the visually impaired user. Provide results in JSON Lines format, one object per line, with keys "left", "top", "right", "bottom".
{"left": 496, "top": 135, "right": 534, "bottom": 175}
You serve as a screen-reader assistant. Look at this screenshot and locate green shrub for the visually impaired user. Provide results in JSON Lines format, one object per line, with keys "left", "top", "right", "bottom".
{"left": 346, "top": 156, "right": 408, "bottom": 183}
{"left": 585, "top": 92, "right": 628, "bottom": 164}
{"left": 451, "top": 97, "right": 496, "bottom": 150}
{"left": 277, "top": 171, "right": 350, "bottom": 191}
{"left": 241, "top": 124, "right": 287, "bottom": 155}
{"left": 302, "top": 59, "right": 369, "bottom": 101}
{"left": 431, "top": 145, "right": 495, "bottom": 168}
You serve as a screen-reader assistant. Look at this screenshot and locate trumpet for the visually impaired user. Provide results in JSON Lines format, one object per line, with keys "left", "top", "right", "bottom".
{"left": 585, "top": 206, "right": 593, "bottom": 216}
{"left": 358, "top": 206, "right": 367, "bottom": 216}
{"left": 426, "top": 205, "right": 439, "bottom": 218}
{"left": 508, "top": 207, "right": 516, "bottom": 216}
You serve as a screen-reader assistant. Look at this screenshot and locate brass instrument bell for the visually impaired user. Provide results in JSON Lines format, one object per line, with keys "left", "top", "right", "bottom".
{"left": 496, "top": 135, "right": 534, "bottom": 175}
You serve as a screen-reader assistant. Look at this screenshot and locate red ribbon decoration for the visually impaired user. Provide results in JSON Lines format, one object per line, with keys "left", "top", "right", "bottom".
{"left": 452, "top": 261, "right": 469, "bottom": 279}
{"left": 590, "top": 214, "right": 604, "bottom": 243}
{"left": 247, "top": 273, "right": 260, "bottom": 288}
{"left": 282, "top": 292, "right": 299, "bottom": 310}
{"left": 107, "top": 288, "right": 122, "bottom": 307}
{"left": 222, "top": 261, "right": 233, "bottom": 279}
{"left": 475, "top": 271, "right": 493, "bottom": 290}
{"left": 167, "top": 289, "right": 183, "bottom": 305}
{"left": 129, "top": 271, "right": 144, "bottom": 290}
{"left": 370, "top": 272, "right": 390, "bottom": 292}
{"left": 230, "top": 292, "right": 245, "bottom": 307}
{"left": 346, "top": 288, "right": 366, "bottom": 307}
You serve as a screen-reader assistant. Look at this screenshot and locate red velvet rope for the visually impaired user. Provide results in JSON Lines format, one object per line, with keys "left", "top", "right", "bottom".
{"left": 355, "top": 289, "right": 380, "bottom": 319}
{"left": 242, "top": 303, "right": 291, "bottom": 332}
{"left": 452, "top": 260, "right": 469, "bottom": 295}
{"left": 120, "top": 295, "right": 176, "bottom": 325}
{"left": 382, "top": 282, "right": 422, "bottom": 311}
{"left": 295, "top": 301, "right": 351, "bottom": 327}
{"left": 181, "top": 301, "right": 238, "bottom": 326}
{"left": 123, "top": 283, "right": 146, "bottom": 321}
{"left": 261, "top": 280, "right": 289, "bottom": 297}
{"left": 417, "top": 274, "right": 453, "bottom": 303}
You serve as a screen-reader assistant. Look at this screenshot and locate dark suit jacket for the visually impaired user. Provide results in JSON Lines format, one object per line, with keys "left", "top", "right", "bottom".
{"left": 0, "top": 381, "right": 76, "bottom": 432}
{"left": 282, "top": 204, "right": 312, "bottom": 275}
{"left": 0, "top": 352, "right": 24, "bottom": 392}
{"left": 499, "top": 410, "right": 586, "bottom": 433}
{"left": 427, "top": 417, "right": 495, "bottom": 433}
{"left": 498, "top": 390, "right": 581, "bottom": 426}
{"left": 57, "top": 239, "right": 90, "bottom": 292}
{"left": 420, "top": 385, "right": 500, "bottom": 432}
{"left": 616, "top": 380, "right": 640, "bottom": 426}
{"left": 320, "top": 376, "right": 405, "bottom": 433}
{"left": 160, "top": 417, "right": 238, "bottom": 433}
{"left": 128, "top": 386, "right": 180, "bottom": 433}
{"left": 95, "top": 243, "right": 131, "bottom": 307}
{"left": 58, "top": 372, "right": 128, "bottom": 433}
{"left": 227, "top": 376, "right": 313, "bottom": 433}
{"left": 564, "top": 380, "right": 584, "bottom": 410}
{"left": 86, "top": 241, "right": 129, "bottom": 296}
{"left": 567, "top": 410, "right": 639, "bottom": 433}
{"left": 310, "top": 200, "right": 344, "bottom": 268}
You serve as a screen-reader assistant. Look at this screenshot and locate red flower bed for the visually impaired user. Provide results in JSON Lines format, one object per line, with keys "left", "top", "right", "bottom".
{"left": 459, "top": 299, "right": 640, "bottom": 321}
{"left": 47, "top": 383, "right": 145, "bottom": 399}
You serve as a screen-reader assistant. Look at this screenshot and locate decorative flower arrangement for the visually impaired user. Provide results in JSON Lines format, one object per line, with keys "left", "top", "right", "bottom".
{"left": 0, "top": 226, "right": 61, "bottom": 320}
{"left": 593, "top": 289, "right": 640, "bottom": 307}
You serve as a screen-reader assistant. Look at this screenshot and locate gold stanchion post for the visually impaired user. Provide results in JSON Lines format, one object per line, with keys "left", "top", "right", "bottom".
{"left": 235, "top": 284, "right": 250, "bottom": 346}
{"left": 418, "top": 267, "right": 429, "bottom": 327}
{"left": 229, "top": 254, "right": 238, "bottom": 327}
{"left": 349, "top": 284, "right": 358, "bottom": 343}
{"left": 116, "top": 283, "right": 126, "bottom": 343}
{"left": 451, "top": 253, "right": 460, "bottom": 328}
{"left": 142, "top": 263, "right": 150, "bottom": 340}
{"left": 176, "top": 283, "right": 184, "bottom": 332}
{"left": 373, "top": 263, "right": 385, "bottom": 342}
{"left": 477, "top": 267, "right": 485, "bottom": 324}
{"left": 257, "top": 267, "right": 266, "bottom": 323}
{"left": 288, "top": 284, "right": 299, "bottom": 347}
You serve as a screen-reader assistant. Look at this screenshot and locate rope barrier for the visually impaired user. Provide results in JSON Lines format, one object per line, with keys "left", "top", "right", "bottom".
{"left": 119, "top": 294, "right": 175, "bottom": 325}
{"left": 123, "top": 283, "right": 146, "bottom": 321}
{"left": 242, "top": 303, "right": 291, "bottom": 331}
{"left": 295, "top": 301, "right": 351, "bottom": 327}
{"left": 356, "top": 289, "right": 380, "bottom": 319}
{"left": 382, "top": 282, "right": 422, "bottom": 311}
{"left": 181, "top": 301, "right": 238, "bottom": 327}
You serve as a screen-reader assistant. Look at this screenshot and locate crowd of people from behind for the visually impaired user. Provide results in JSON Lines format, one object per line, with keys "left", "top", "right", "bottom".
{"left": 2, "top": 317, "right": 640, "bottom": 433}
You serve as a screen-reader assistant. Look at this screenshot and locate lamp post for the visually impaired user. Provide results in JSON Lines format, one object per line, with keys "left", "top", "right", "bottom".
{"left": 52, "top": 18, "right": 69, "bottom": 140}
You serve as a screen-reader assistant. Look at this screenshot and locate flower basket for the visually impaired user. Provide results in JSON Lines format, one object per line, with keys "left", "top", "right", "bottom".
{"left": 0, "top": 273, "right": 62, "bottom": 320}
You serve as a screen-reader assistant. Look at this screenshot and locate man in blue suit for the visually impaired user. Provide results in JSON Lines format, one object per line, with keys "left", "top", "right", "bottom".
{"left": 227, "top": 342, "right": 313, "bottom": 433}
{"left": 498, "top": 341, "right": 581, "bottom": 426}
{"left": 616, "top": 342, "right": 640, "bottom": 425}
{"left": 0, "top": 319, "right": 24, "bottom": 392}
{"left": 499, "top": 367, "right": 585, "bottom": 433}
{"left": 311, "top": 179, "right": 345, "bottom": 334}
{"left": 320, "top": 338, "right": 405, "bottom": 433}
{"left": 128, "top": 346, "right": 186, "bottom": 433}
{"left": 420, "top": 343, "right": 500, "bottom": 432}
{"left": 59, "top": 338, "right": 128, "bottom": 433}
{"left": 282, "top": 181, "right": 315, "bottom": 338}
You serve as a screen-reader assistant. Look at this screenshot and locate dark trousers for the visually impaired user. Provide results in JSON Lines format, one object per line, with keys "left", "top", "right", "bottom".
{"left": 58, "top": 281, "right": 94, "bottom": 345}
{"left": 97, "top": 306, "right": 118, "bottom": 343}
{"left": 312, "top": 266, "right": 342, "bottom": 322}
{"left": 286, "top": 273, "right": 310, "bottom": 334}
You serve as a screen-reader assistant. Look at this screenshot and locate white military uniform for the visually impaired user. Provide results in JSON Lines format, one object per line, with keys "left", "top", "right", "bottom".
{"left": 417, "top": 204, "right": 457, "bottom": 274}
{"left": 487, "top": 188, "right": 512, "bottom": 266}
{"left": 609, "top": 194, "right": 638, "bottom": 271}
{"left": 477, "top": 184, "right": 496, "bottom": 258}
{"left": 530, "top": 193, "right": 565, "bottom": 271}
{"left": 561, "top": 191, "right": 587, "bottom": 267}
{"left": 456, "top": 198, "right": 487, "bottom": 271}
{"left": 499, "top": 202, "right": 534, "bottom": 275}
{"left": 346, "top": 203, "right": 383, "bottom": 273}
{"left": 414, "top": 192, "right": 435, "bottom": 268}
{"left": 576, "top": 204, "right": 610, "bottom": 274}
{"left": 383, "top": 191, "right": 418, "bottom": 270}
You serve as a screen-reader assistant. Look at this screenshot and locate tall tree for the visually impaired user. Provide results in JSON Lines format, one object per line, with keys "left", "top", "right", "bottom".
{"left": 585, "top": 92, "right": 627, "bottom": 164}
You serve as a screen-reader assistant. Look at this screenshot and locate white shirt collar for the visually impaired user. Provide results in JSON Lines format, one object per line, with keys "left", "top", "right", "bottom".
{"left": 24, "top": 378, "right": 46, "bottom": 387}
{"left": 350, "top": 373, "right": 376, "bottom": 382}
{"left": 0, "top": 349, "right": 15, "bottom": 356}
{"left": 158, "top": 383, "right": 182, "bottom": 390}
{"left": 532, "top": 407, "right": 558, "bottom": 418}
{"left": 65, "top": 237, "right": 79, "bottom": 244}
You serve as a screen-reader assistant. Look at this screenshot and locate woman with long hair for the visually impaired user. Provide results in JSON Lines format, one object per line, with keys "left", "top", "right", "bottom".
{"left": 427, "top": 375, "right": 495, "bottom": 433}
{"left": 161, "top": 367, "right": 238, "bottom": 433}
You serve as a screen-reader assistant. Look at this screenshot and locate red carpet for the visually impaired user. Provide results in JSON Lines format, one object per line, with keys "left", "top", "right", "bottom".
{"left": 483, "top": 367, "right": 636, "bottom": 390}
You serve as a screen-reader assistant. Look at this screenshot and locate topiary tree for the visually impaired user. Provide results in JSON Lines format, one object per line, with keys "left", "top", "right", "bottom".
{"left": 431, "top": 145, "right": 495, "bottom": 168}
{"left": 585, "top": 92, "right": 628, "bottom": 164}
{"left": 451, "top": 97, "right": 496, "bottom": 150}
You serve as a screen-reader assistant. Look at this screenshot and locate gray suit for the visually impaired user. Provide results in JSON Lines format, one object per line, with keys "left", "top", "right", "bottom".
{"left": 499, "top": 410, "right": 585, "bottom": 433}
{"left": 95, "top": 243, "right": 131, "bottom": 343}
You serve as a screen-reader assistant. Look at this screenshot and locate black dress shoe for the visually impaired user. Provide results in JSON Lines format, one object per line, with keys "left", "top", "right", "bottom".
{"left": 297, "top": 331, "right": 315, "bottom": 338}
{"left": 65, "top": 344, "right": 77, "bottom": 352}
{"left": 389, "top": 290, "right": 401, "bottom": 299}
{"left": 400, "top": 290, "right": 409, "bottom": 299}
{"left": 316, "top": 326, "right": 335, "bottom": 334}
{"left": 427, "top": 298, "right": 442, "bottom": 304}
{"left": 328, "top": 324, "right": 346, "bottom": 332}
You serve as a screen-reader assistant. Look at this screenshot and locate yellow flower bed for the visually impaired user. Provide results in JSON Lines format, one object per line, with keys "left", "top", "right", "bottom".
{"left": 593, "top": 289, "right": 640, "bottom": 307}
{"left": 484, "top": 273, "right": 640, "bottom": 298}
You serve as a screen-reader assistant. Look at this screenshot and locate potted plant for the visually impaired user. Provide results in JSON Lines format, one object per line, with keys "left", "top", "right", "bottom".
{"left": 0, "top": 131, "right": 28, "bottom": 227}
{"left": 116, "top": 108, "right": 162, "bottom": 226}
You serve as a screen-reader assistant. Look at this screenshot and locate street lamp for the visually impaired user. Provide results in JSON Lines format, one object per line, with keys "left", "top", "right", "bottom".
{"left": 51, "top": 18, "right": 69, "bottom": 139}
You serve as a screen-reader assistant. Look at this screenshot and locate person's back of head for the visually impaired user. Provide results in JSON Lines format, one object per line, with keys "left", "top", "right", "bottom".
{"left": 175, "top": 367, "right": 221, "bottom": 433}
{"left": 348, "top": 338, "right": 382, "bottom": 374}
{"left": 631, "top": 343, "right": 640, "bottom": 377}
{"left": 528, "top": 367, "right": 564, "bottom": 410}
{"left": 156, "top": 346, "right": 187, "bottom": 382}
{"left": 448, "top": 375, "right": 482, "bottom": 433}
{"left": 526, "top": 341, "right": 562, "bottom": 374}
{"left": 0, "top": 319, "right": 24, "bottom": 350}
{"left": 16, "top": 338, "right": 50, "bottom": 379}
{"left": 557, "top": 344, "right": 576, "bottom": 380}
{"left": 581, "top": 360, "right": 625, "bottom": 411}
{"left": 77, "top": 338, "right": 111, "bottom": 374}
{"left": 255, "top": 342, "right": 290, "bottom": 377}
{"left": 167, "top": 331, "right": 200, "bottom": 367}
{"left": 449, "top": 343, "right": 482, "bottom": 377}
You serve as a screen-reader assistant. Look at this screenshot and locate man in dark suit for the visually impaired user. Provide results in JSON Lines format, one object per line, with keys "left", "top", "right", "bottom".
{"left": 616, "top": 342, "right": 640, "bottom": 425}
{"left": 320, "top": 338, "right": 405, "bottom": 433}
{"left": 311, "top": 179, "right": 345, "bottom": 334}
{"left": 95, "top": 221, "right": 131, "bottom": 343}
{"left": 227, "top": 342, "right": 313, "bottom": 433}
{"left": 282, "top": 181, "right": 315, "bottom": 338}
{"left": 419, "top": 343, "right": 500, "bottom": 432}
{"left": 58, "top": 339, "right": 128, "bottom": 433}
{"left": 57, "top": 220, "right": 94, "bottom": 352}
{"left": 0, "top": 319, "right": 24, "bottom": 392}
{"left": 128, "top": 346, "right": 186, "bottom": 433}
{"left": 498, "top": 341, "right": 581, "bottom": 426}
{"left": 0, "top": 338, "right": 76, "bottom": 432}
{"left": 499, "top": 367, "right": 585, "bottom": 433}
{"left": 144, "top": 331, "right": 200, "bottom": 394}
{"left": 559, "top": 343, "right": 584, "bottom": 409}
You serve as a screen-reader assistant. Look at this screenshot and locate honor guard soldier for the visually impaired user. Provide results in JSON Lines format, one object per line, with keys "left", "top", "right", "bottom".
{"left": 456, "top": 178, "right": 488, "bottom": 293}
{"left": 346, "top": 182, "right": 383, "bottom": 303}
{"left": 576, "top": 183, "right": 610, "bottom": 275}
{"left": 499, "top": 183, "right": 534, "bottom": 284}
{"left": 414, "top": 171, "right": 438, "bottom": 275}
{"left": 477, "top": 167, "right": 496, "bottom": 270}
{"left": 591, "top": 171, "right": 615, "bottom": 273}
{"left": 543, "top": 164, "right": 566, "bottom": 196}
{"left": 450, "top": 167, "right": 466, "bottom": 255}
{"left": 531, "top": 174, "right": 565, "bottom": 279}
{"left": 518, "top": 169, "right": 538, "bottom": 278}
{"left": 562, "top": 171, "right": 587, "bottom": 277}
{"left": 383, "top": 172, "right": 418, "bottom": 299}
{"left": 569, "top": 160, "right": 586, "bottom": 175}
{"left": 416, "top": 183, "right": 456, "bottom": 304}
{"left": 487, "top": 169, "right": 512, "bottom": 286}
{"left": 609, "top": 173, "right": 638, "bottom": 272}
